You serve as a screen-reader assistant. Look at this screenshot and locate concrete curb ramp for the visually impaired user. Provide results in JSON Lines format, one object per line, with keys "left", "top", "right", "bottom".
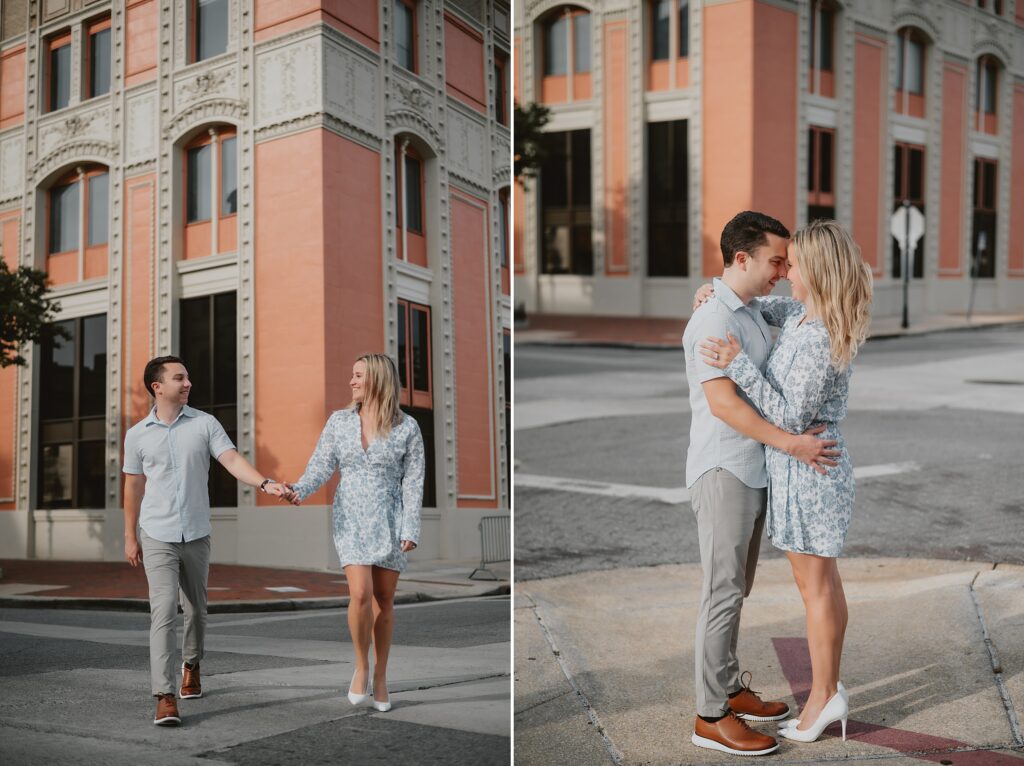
{"left": 515, "top": 558, "right": 1024, "bottom": 765}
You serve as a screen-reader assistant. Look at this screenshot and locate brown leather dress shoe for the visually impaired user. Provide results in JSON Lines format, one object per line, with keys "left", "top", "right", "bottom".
{"left": 153, "top": 693, "right": 181, "bottom": 726}
{"left": 729, "top": 671, "right": 791, "bottom": 722}
{"left": 692, "top": 711, "right": 778, "bottom": 756}
{"left": 180, "top": 662, "right": 202, "bottom": 699}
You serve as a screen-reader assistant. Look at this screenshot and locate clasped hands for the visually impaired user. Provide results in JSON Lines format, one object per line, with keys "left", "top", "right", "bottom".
{"left": 261, "top": 481, "right": 301, "bottom": 505}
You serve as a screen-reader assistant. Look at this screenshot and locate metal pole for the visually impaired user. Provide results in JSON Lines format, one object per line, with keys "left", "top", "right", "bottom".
{"left": 902, "top": 199, "right": 910, "bottom": 329}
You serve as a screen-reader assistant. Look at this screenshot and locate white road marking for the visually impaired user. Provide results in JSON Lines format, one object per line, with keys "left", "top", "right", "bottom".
{"left": 515, "top": 461, "right": 921, "bottom": 505}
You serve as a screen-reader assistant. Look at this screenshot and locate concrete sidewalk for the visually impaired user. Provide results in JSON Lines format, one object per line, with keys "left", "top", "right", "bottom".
{"left": 515, "top": 558, "right": 1024, "bottom": 765}
{"left": 515, "top": 311, "right": 1024, "bottom": 348}
{"left": 0, "top": 557, "right": 509, "bottom": 612}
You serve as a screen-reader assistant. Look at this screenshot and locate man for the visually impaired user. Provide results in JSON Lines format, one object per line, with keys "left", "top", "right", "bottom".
{"left": 682, "top": 211, "right": 839, "bottom": 756}
{"left": 123, "top": 356, "right": 292, "bottom": 725}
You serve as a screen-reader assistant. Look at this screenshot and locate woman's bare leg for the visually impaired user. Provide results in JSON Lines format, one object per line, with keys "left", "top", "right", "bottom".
{"left": 786, "top": 551, "right": 843, "bottom": 730}
{"left": 344, "top": 565, "right": 375, "bottom": 694}
{"left": 371, "top": 566, "right": 401, "bottom": 701}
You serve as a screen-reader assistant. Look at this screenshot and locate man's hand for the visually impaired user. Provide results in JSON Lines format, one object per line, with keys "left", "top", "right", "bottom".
{"left": 125, "top": 537, "right": 142, "bottom": 567}
{"left": 786, "top": 425, "right": 839, "bottom": 474}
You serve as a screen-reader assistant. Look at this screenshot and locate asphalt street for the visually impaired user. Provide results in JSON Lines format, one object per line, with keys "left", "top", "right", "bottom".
{"left": 514, "top": 326, "right": 1024, "bottom": 580}
{"left": 0, "top": 596, "right": 511, "bottom": 765}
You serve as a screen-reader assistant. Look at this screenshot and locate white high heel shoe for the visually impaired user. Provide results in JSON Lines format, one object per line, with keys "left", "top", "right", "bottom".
{"left": 347, "top": 669, "right": 371, "bottom": 705}
{"left": 372, "top": 685, "right": 392, "bottom": 712}
{"left": 778, "top": 688, "right": 848, "bottom": 743}
{"left": 778, "top": 681, "right": 847, "bottom": 731}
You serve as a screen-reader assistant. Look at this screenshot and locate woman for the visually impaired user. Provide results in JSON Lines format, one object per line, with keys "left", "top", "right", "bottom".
{"left": 289, "top": 353, "right": 425, "bottom": 712}
{"left": 698, "top": 220, "right": 872, "bottom": 743}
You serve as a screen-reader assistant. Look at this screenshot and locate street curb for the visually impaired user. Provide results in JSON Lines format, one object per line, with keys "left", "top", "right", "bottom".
{"left": 0, "top": 583, "right": 510, "bottom": 613}
{"left": 515, "top": 319, "right": 1024, "bottom": 351}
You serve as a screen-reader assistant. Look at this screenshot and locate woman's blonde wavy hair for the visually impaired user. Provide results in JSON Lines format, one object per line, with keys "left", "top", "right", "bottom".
{"left": 351, "top": 353, "right": 402, "bottom": 437}
{"left": 791, "top": 220, "right": 873, "bottom": 370}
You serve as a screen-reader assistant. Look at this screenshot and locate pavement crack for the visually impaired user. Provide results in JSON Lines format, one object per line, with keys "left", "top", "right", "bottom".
{"left": 968, "top": 580, "right": 1024, "bottom": 746}
{"left": 513, "top": 688, "right": 575, "bottom": 716}
{"left": 529, "top": 603, "right": 625, "bottom": 766}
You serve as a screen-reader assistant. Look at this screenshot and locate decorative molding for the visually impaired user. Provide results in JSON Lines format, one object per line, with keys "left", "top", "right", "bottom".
{"left": 37, "top": 103, "right": 112, "bottom": 157}
{"left": 125, "top": 91, "right": 158, "bottom": 165}
{"left": 174, "top": 64, "right": 237, "bottom": 111}
{"left": 32, "top": 140, "right": 116, "bottom": 183}
{"left": 254, "top": 38, "right": 321, "bottom": 128}
{"left": 164, "top": 99, "right": 248, "bottom": 142}
{"left": 0, "top": 136, "right": 25, "bottom": 203}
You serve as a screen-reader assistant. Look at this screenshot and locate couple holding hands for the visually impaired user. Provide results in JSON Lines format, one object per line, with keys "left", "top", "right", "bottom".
{"left": 683, "top": 212, "right": 873, "bottom": 756}
{"left": 123, "top": 353, "right": 424, "bottom": 725}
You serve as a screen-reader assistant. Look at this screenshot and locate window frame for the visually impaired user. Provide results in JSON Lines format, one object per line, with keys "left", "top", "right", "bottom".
{"left": 395, "top": 0, "right": 418, "bottom": 74}
{"left": 646, "top": 119, "right": 689, "bottom": 277}
{"left": 540, "top": 7, "right": 592, "bottom": 94}
{"left": 47, "top": 166, "right": 109, "bottom": 257}
{"left": 809, "top": 0, "right": 836, "bottom": 97}
{"left": 539, "top": 129, "right": 593, "bottom": 275}
{"left": 891, "top": 142, "right": 926, "bottom": 279}
{"left": 971, "top": 157, "right": 998, "bottom": 279}
{"left": 397, "top": 298, "right": 436, "bottom": 507}
{"left": 85, "top": 15, "right": 112, "bottom": 100}
{"left": 191, "top": 0, "right": 230, "bottom": 64}
{"left": 182, "top": 126, "right": 239, "bottom": 259}
{"left": 494, "top": 51, "right": 509, "bottom": 126}
{"left": 45, "top": 30, "right": 73, "bottom": 113}
{"left": 807, "top": 126, "right": 836, "bottom": 221}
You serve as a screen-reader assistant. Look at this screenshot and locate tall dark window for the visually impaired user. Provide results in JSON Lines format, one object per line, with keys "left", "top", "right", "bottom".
{"left": 652, "top": 0, "right": 671, "bottom": 61}
{"left": 194, "top": 0, "right": 228, "bottom": 62}
{"left": 499, "top": 187, "right": 510, "bottom": 268}
{"left": 397, "top": 300, "right": 436, "bottom": 508}
{"left": 810, "top": 0, "right": 834, "bottom": 72}
{"left": 395, "top": 0, "right": 416, "bottom": 72}
{"left": 87, "top": 173, "right": 109, "bottom": 247}
{"left": 891, "top": 143, "right": 926, "bottom": 279}
{"left": 807, "top": 126, "right": 835, "bottom": 223}
{"left": 404, "top": 153, "right": 423, "bottom": 234}
{"left": 180, "top": 292, "right": 238, "bottom": 507}
{"left": 573, "top": 11, "right": 591, "bottom": 73}
{"left": 540, "top": 130, "right": 592, "bottom": 275}
{"left": 679, "top": 0, "right": 689, "bottom": 57}
{"left": 543, "top": 13, "right": 568, "bottom": 76}
{"left": 221, "top": 136, "right": 237, "bottom": 215}
{"left": 48, "top": 36, "right": 71, "bottom": 112}
{"left": 543, "top": 8, "right": 590, "bottom": 77}
{"left": 495, "top": 54, "right": 509, "bottom": 126}
{"left": 977, "top": 57, "right": 998, "bottom": 116}
{"left": 38, "top": 315, "right": 107, "bottom": 509}
{"left": 187, "top": 144, "right": 212, "bottom": 223}
{"left": 972, "top": 157, "right": 997, "bottom": 279}
{"left": 88, "top": 20, "right": 112, "bottom": 98}
{"left": 647, "top": 120, "right": 688, "bottom": 276}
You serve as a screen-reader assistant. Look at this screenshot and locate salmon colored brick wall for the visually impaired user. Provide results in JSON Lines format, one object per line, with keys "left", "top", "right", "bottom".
{"left": 0, "top": 213, "right": 20, "bottom": 509}
{"left": 940, "top": 62, "right": 967, "bottom": 277}
{"left": 254, "top": 131, "right": 330, "bottom": 505}
{"left": 445, "top": 14, "right": 487, "bottom": 113}
{"left": 853, "top": 34, "right": 886, "bottom": 276}
{"left": 321, "top": 131, "right": 384, "bottom": 413}
{"left": 1009, "top": 86, "right": 1024, "bottom": 277}
{"left": 450, "top": 192, "right": 497, "bottom": 508}
{"left": 122, "top": 175, "right": 156, "bottom": 451}
{"left": 604, "top": 19, "right": 628, "bottom": 275}
{"left": 0, "top": 44, "right": 26, "bottom": 129}
{"left": 125, "top": 0, "right": 158, "bottom": 88}
{"left": 255, "top": 0, "right": 379, "bottom": 49}
{"left": 751, "top": 2, "right": 797, "bottom": 235}
{"left": 702, "top": 1, "right": 755, "bottom": 275}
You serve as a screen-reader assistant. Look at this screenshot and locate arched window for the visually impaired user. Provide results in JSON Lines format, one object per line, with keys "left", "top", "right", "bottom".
{"left": 394, "top": 137, "right": 427, "bottom": 267}
{"left": 182, "top": 125, "right": 237, "bottom": 259}
{"left": 539, "top": 7, "right": 591, "bottom": 103}
{"left": 975, "top": 55, "right": 999, "bottom": 134}
{"left": 895, "top": 27, "right": 927, "bottom": 117}
{"left": 46, "top": 164, "right": 109, "bottom": 285}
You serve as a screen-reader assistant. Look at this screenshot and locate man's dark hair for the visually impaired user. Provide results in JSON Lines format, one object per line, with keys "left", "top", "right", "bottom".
{"left": 720, "top": 211, "right": 790, "bottom": 267}
{"left": 144, "top": 356, "right": 185, "bottom": 398}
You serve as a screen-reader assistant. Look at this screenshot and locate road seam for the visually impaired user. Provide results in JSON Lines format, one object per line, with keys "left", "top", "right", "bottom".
{"left": 528, "top": 601, "right": 625, "bottom": 766}
{"left": 968, "top": 577, "right": 1024, "bottom": 747}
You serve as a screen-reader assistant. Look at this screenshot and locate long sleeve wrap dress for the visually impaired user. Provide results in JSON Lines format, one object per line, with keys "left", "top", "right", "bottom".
{"left": 723, "top": 296, "right": 856, "bottom": 558}
{"left": 291, "top": 408, "right": 425, "bottom": 572}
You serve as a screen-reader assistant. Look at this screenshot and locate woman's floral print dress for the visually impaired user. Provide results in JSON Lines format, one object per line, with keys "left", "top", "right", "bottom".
{"left": 725, "top": 296, "right": 855, "bottom": 558}
{"left": 292, "top": 408, "right": 425, "bottom": 572}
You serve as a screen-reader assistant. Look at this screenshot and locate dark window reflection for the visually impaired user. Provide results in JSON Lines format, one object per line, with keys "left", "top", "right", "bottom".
{"left": 397, "top": 302, "right": 408, "bottom": 389}
{"left": 647, "top": 119, "right": 688, "bottom": 277}
{"left": 412, "top": 307, "right": 429, "bottom": 392}
{"left": 197, "top": 0, "right": 228, "bottom": 61}
{"left": 50, "top": 43, "right": 71, "bottom": 111}
{"left": 221, "top": 137, "right": 237, "bottom": 215}
{"left": 90, "top": 28, "right": 111, "bottom": 97}
{"left": 187, "top": 144, "right": 212, "bottom": 223}
{"left": 540, "top": 130, "right": 592, "bottom": 275}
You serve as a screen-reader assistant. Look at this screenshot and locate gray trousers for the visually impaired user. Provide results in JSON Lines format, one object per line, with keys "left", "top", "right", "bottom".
{"left": 140, "top": 529, "right": 210, "bottom": 696}
{"left": 691, "top": 468, "right": 767, "bottom": 716}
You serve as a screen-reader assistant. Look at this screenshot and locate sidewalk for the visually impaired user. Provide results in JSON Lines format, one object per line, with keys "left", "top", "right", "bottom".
{"left": 515, "top": 311, "right": 1024, "bottom": 348}
{"left": 515, "top": 558, "right": 1024, "bottom": 765}
{"left": 0, "top": 557, "right": 509, "bottom": 613}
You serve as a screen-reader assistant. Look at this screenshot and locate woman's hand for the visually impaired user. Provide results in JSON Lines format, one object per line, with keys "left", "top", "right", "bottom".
{"left": 699, "top": 332, "right": 742, "bottom": 369}
{"left": 400, "top": 540, "right": 417, "bottom": 553}
{"left": 692, "top": 283, "right": 715, "bottom": 311}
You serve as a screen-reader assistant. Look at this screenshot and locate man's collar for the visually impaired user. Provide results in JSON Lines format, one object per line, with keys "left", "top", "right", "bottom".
{"left": 145, "top": 404, "right": 196, "bottom": 427}
{"left": 712, "top": 277, "right": 747, "bottom": 311}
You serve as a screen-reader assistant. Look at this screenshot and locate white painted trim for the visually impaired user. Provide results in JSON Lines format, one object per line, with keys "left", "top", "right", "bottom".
{"left": 178, "top": 255, "right": 239, "bottom": 298}
{"left": 396, "top": 261, "right": 433, "bottom": 305}
{"left": 970, "top": 137, "right": 1000, "bottom": 159}
{"left": 806, "top": 103, "right": 839, "bottom": 129}
{"left": 892, "top": 120, "right": 928, "bottom": 145}
{"left": 48, "top": 280, "right": 109, "bottom": 318}
{"left": 544, "top": 106, "right": 595, "bottom": 132}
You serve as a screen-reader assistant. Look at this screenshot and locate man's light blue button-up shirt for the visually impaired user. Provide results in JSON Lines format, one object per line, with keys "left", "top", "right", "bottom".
{"left": 123, "top": 405, "right": 235, "bottom": 543}
{"left": 682, "top": 277, "right": 774, "bottom": 489}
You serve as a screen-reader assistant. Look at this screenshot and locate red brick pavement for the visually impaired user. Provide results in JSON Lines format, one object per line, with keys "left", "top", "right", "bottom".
{"left": 520, "top": 314, "right": 687, "bottom": 346}
{"left": 0, "top": 559, "right": 350, "bottom": 601}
